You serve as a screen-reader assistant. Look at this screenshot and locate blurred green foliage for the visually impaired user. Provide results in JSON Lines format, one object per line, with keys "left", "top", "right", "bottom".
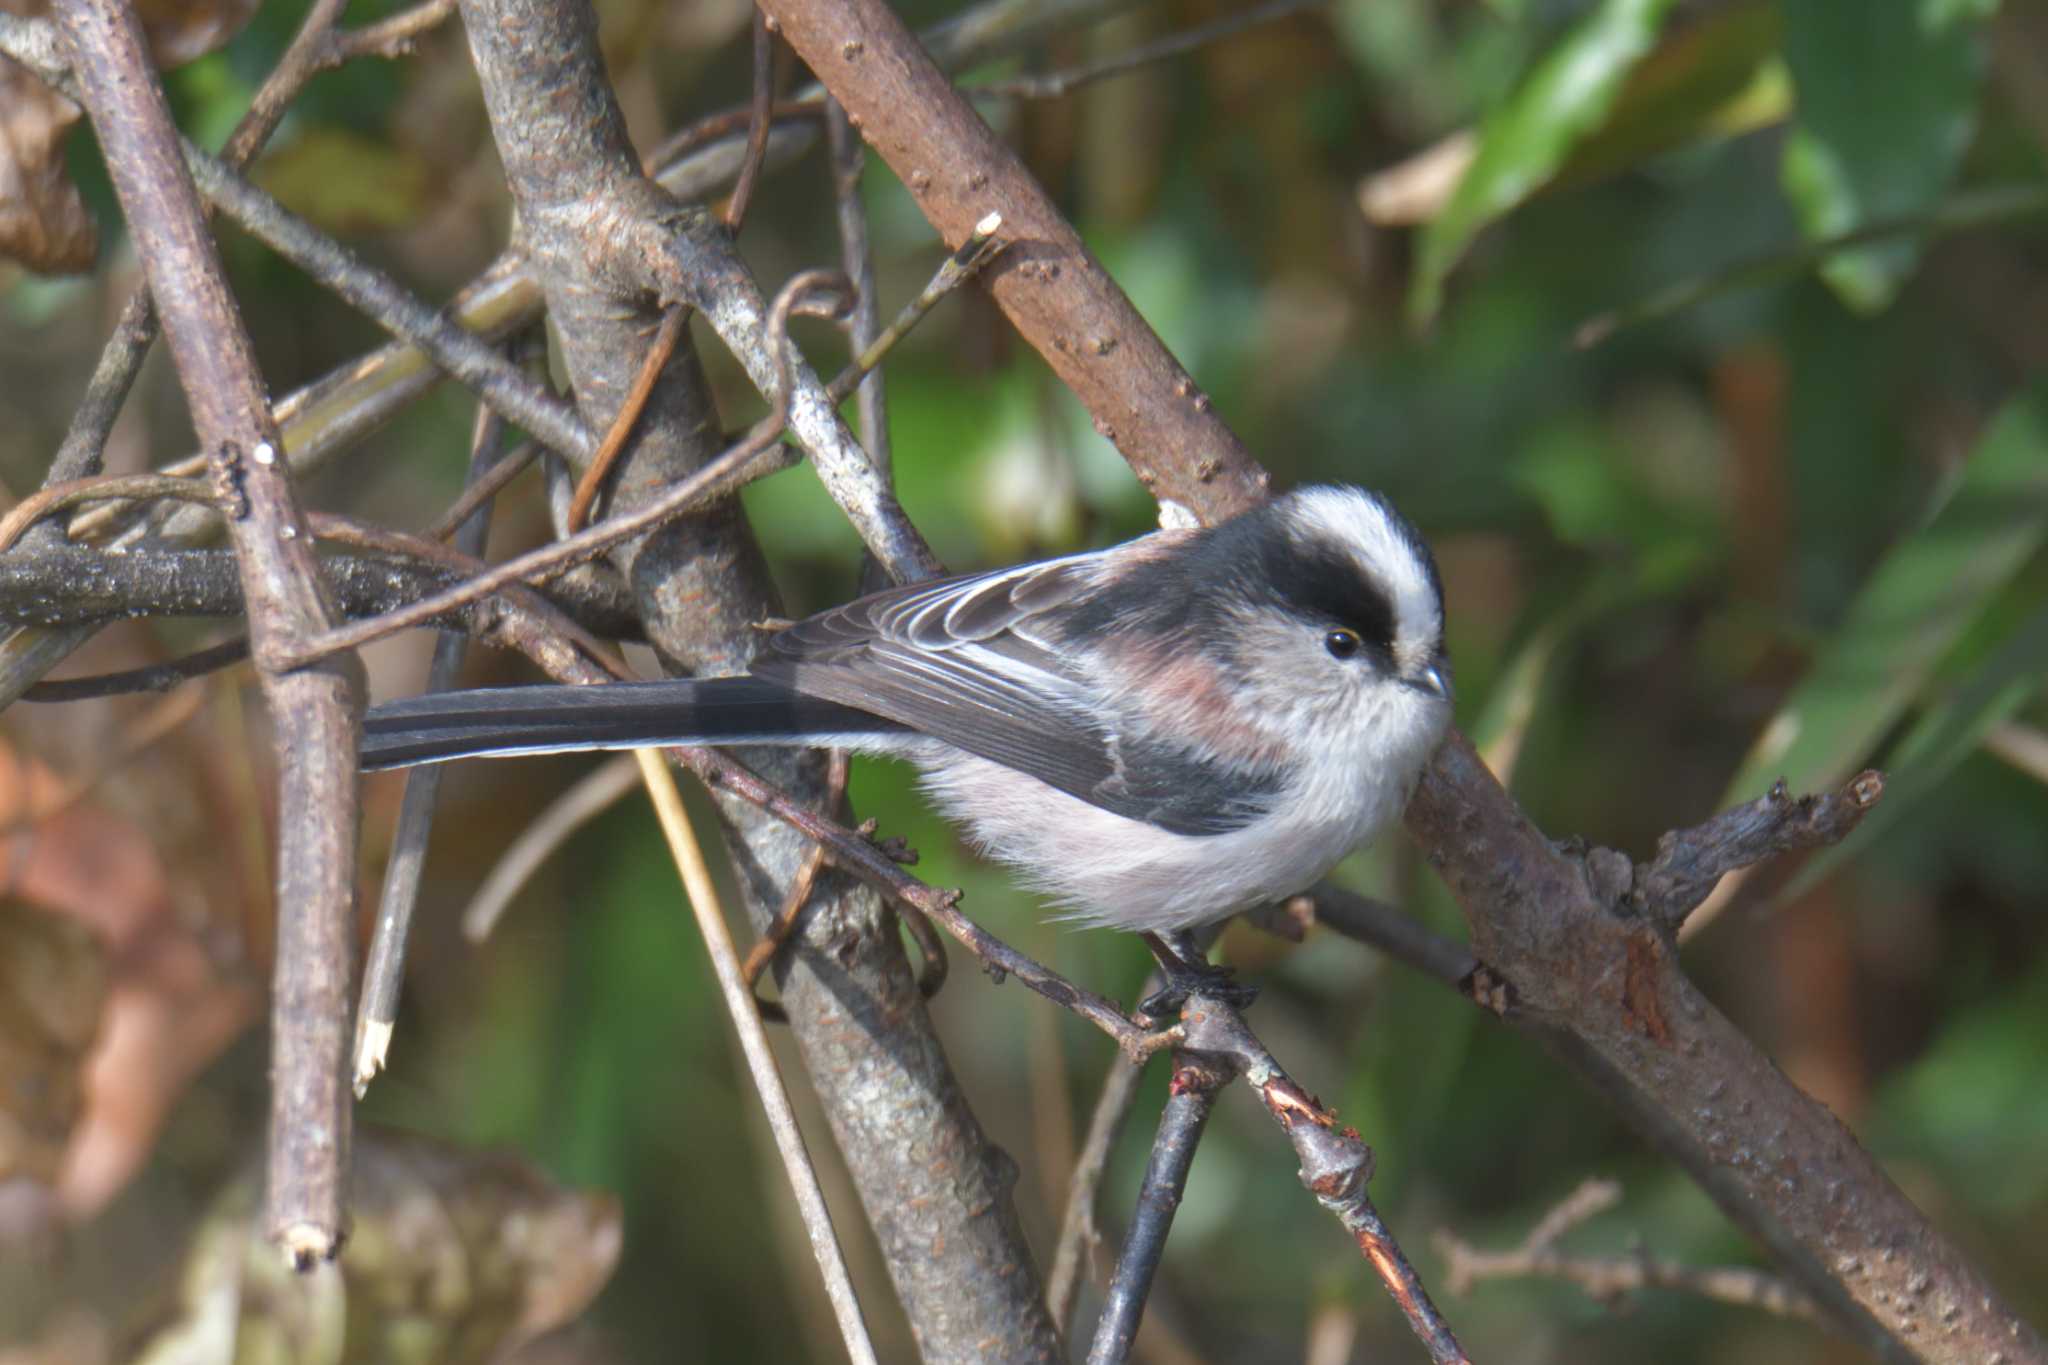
{"left": 6, "top": 0, "right": 2048, "bottom": 1360}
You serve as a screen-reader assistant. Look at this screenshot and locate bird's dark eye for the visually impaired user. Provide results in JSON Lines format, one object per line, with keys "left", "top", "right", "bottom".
{"left": 1324, "top": 629, "right": 1362, "bottom": 660}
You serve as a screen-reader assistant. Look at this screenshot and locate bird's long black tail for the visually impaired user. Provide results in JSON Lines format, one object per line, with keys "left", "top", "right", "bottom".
{"left": 360, "top": 677, "right": 908, "bottom": 771}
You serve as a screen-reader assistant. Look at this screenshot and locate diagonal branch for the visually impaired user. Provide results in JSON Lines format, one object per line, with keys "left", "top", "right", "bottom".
{"left": 759, "top": 0, "right": 1270, "bottom": 522}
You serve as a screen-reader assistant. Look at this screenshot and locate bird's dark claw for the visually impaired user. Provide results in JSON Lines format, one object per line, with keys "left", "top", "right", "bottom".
{"left": 1136, "top": 930, "right": 1258, "bottom": 1022}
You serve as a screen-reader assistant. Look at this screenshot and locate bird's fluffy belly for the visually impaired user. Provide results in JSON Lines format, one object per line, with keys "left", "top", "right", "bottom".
{"left": 916, "top": 750, "right": 1385, "bottom": 932}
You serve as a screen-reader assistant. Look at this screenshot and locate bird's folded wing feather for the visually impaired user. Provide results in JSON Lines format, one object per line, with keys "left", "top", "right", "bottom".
{"left": 754, "top": 553, "right": 1269, "bottom": 836}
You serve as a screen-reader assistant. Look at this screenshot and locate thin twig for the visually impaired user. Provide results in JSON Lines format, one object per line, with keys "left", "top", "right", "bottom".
{"left": 1047, "top": 1049, "right": 1149, "bottom": 1334}
{"left": 5, "top": 0, "right": 1081, "bottom": 559}
{"left": 63, "top": 254, "right": 540, "bottom": 547}
{"left": 278, "top": 235, "right": 1004, "bottom": 669}
{"left": 684, "top": 256, "right": 942, "bottom": 585}
{"left": 648, "top": 0, "right": 1303, "bottom": 189}
{"left": 1085, "top": 1052, "right": 1228, "bottom": 1364}
{"left": 973, "top": 0, "right": 1324, "bottom": 100}
{"left": 423, "top": 439, "right": 539, "bottom": 541}
{"left": 303, "top": 513, "right": 624, "bottom": 676}
{"left": 287, "top": 405, "right": 783, "bottom": 663}
{"left": 565, "top": 307, "right": 689, "bottom": 533}
{"left": 1305, "top": 886, "right": 1476, "bottom": 988}
{"left": 31, "top": 0, "right": 356, "bottom": 511}
{"left": 1053, "top": 924, "right": 1217, "bottom": 1338}
{"left": 280, "top": 266, "right": 858, "bottom": 667}
{"left": 353, "top": 408, "right": 515, "bottom": 1097}
{"left": 741, "top": 749, "right": 848, "bottom": 995}
{"left": 674, "top": 742, "right": 1172, "bottom": 1059}
{"left": 0, "top": 540, "right": 643, "bottom": 639}
{"left": 0, "top": 23, "right": 596, "bottom": 470}
{"left": 459, "top": 755, "right": 641, "bottom": 941}
{"left": 756, "top": 0, "right": 1270, "bottom": 518}
{"left": 0, "top": 474, "right": 224, "bottom": 552}
{"left": 644, "top": 101, "right": 823, "bottom": 182}
{"left": 20, "top": 638, "right": 251, "bottom": 703}
{"left": 1436, "top": 1178, "right": 1825, "bottom": 1324}
{"left": 632, "top": 748, "right": 879, "bottom": 1365}
{"left": 1575, "top": 184, "right": 2048, "bottom": 348}
{"left": 724, "top": 9, "right": 778, "bottom": 231}
{"left": 841, "top": 214, "right": 1006, "bottom": 388}
{"left": 825, "top": 99, "right": 890, "bottom": 475}
{"left": 1176, "top": 998, "right": 1472, "bottom": 1364}
{"left": 328, "top": 0, "right": 458, "bottom": 61}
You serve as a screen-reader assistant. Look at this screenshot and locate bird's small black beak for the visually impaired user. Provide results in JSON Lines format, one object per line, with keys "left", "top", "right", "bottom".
{"left": 1409, "top": 661, "right": 1454, "bottom": 703}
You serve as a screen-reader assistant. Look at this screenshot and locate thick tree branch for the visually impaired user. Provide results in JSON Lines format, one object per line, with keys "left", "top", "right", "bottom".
{"left": 0, "top": 543, "right": 642, "bottom": 638}
{"left": 757, "top": 0, "right": 1270, "bottom": 521}
{"left": 448, "top": 0, "right": 1058, "bottom": 1356}
{"left": 1407, "top": 734, "right": 2041, "bottom": 1361}
{"left": 749, "top": 8, "right": 2043, "bottom": 1357}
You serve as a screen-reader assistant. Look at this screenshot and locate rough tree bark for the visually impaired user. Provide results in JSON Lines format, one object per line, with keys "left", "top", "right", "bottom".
{"left": 449, "top": 0, "right": 1060, "bottom": 1357}
{"left": 754, "top": 1, "right": 2045, "bottom": 1360}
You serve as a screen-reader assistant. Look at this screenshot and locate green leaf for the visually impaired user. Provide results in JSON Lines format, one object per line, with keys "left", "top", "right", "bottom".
{"left": 1409, "top": 0, "right": 1681, "bottom": 326}
{"left": 253, "top": 128, "right": 431, "bottom": 236}
{"left": 1725, "top": 382, "right": 2048, "bottom": 803}
{"left": 1780, "top": 606, "right": 2048, "bottom": 901}
{"left": 1872, "top": 960, "right": 2048, "bottom": 1209}
{"left": 1548, "top": 0, "right": 1787, "bottom": 193}
{"left": 1779, "top": 0, "right": 1994, "bottom": 313}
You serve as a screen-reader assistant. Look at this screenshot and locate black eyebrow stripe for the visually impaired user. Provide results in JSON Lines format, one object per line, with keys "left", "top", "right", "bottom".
{"left": 1254, "top": 533, "right": 1397, "bottom": 652}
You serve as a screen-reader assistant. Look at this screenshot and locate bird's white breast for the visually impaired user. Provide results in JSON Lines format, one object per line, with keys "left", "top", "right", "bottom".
{"left": 912, "top": 684, "right": 1443, "bottom": 932}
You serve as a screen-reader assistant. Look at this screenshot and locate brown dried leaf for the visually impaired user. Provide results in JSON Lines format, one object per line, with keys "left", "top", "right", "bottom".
{"left": 0, "top": 53, "right": 97, "bottom": 275}
{"left": 0, "top": 903, "right": 105, "bottom": 1184}
{"left": 0, "top": 0, "right": 261, "bottom": 276}
{"left": 0, "top": 739, "right": 258, "bottom": 1216}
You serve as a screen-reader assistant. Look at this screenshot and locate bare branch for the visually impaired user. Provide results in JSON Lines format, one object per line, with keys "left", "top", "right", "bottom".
{"left": 0, "top": 474, "right": 224, "bottom": 551}
{"left": 759, "top": 0, "right": 1271, "bottom": 523}
{"left": 1176, "top": 1000, "right": 1471, "bottom": 1364}
{"left": 272, "top": 239, "right": 1001, "bottom": 668}
{"left": 1632, "top": 771, "right": 1886, "bottom": 932}
{"left": 449, "top": 0, "right": 1061, "bottom": 1349}
{"left": 54, "top": 0, "right": 359, "bottom": 1262}
{"left": 1437, "top": 1179, "right": 1826, "bottom": 1326}
{"left": 1406, "top": 735, "right": 2041, "bottom": 1360}
{"left": 564, "top": 307, "right": 689, "bottom": 534}
{"left": 1085, "top": 1052, "right": 1228, "bottom": 1365}
{"left": 724, "top": 10, "right": 777, "bottom": 232}
{"left": 1305, "top": 886, "right": 1476, "bottom": 988}
{"left": 328, "top": 0, "right": 457, "bottom": 63}
{"left": 20, "top": 638, "right": 250, "bottom": 702}
{"left": 1047, "top": 1051, "right": 1148, "bottom": 1333}
{"left": 826, "top": 98, "right": 891, "bottom": 477}
{"left": 353, "top": 408, "right": 516, "bottom": 1097}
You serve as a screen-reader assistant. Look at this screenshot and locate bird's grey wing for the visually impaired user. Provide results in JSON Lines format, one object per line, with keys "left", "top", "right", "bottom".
{"left": 754, "top": 553, "right": 1274, "bottom": 835}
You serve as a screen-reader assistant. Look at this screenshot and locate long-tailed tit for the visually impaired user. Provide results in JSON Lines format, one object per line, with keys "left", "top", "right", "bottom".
{"left": 362, "top": 486, "right": 1452, "bottom": 987}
